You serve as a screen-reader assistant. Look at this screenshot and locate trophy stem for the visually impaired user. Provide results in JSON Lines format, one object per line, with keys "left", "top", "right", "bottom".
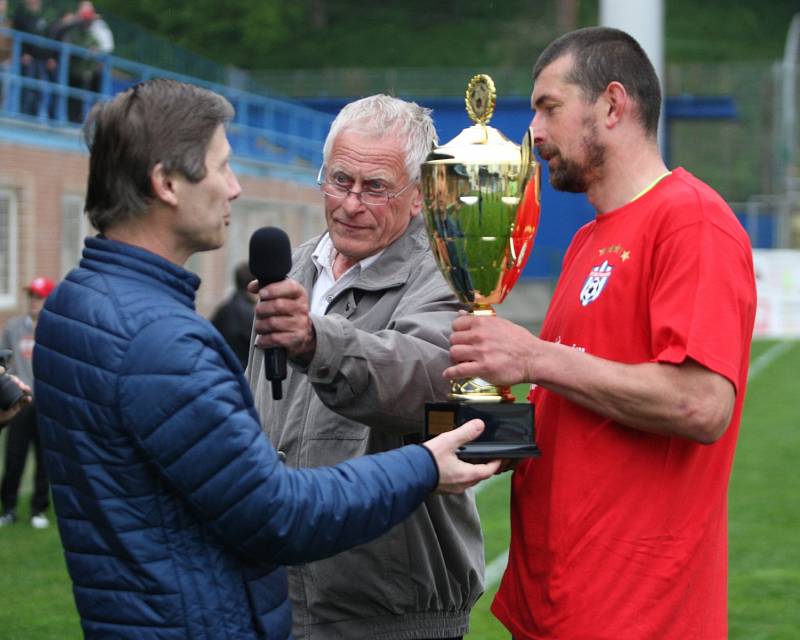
{"left": 448, "top": 304, "right": 515, "bottom": 403}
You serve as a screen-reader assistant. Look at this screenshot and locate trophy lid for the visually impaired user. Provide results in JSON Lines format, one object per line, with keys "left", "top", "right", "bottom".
{"left": 426, "top": 74, "right": 523, "bottom": 165}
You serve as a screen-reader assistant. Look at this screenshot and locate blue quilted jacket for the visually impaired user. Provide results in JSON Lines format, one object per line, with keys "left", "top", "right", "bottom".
{"left": 33, "top": 236, "right": 438, "bottom": 640}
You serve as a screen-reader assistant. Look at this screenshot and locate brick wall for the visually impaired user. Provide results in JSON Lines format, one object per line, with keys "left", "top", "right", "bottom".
{"left": 0, "top": 140, "right": 325, "bottom": 324}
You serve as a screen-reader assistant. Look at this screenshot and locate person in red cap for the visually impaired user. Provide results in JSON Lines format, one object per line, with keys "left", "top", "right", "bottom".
{"left": 0, "top": 276, "right": 55, "bottom": 529}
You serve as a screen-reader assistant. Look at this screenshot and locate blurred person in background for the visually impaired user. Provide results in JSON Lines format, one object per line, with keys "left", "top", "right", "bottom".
{"left": 247, "top": 95, "right": 484, "bottom": 640}
{"left": 0, "top": 369, "right": 31, "bottom": 433}
{"left": 0, "top": 0, "right": 11, "bottom": 63}
{"left": 211, "top": 261, "right": 257, "bottom": 369}
{"left": 51, "top": 0, "right": 114, "bottom": 123}
{"left": 0, "top": 276, "right": 55, "bottom": 529}
{"left": 0, "top": 1, "right": 11, "bottom": 104}
{"left": 12, "top": 0, "right": 58, "bottom": 118}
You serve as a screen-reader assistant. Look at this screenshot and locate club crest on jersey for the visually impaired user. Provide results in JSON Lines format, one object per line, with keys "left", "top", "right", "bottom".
{"left": 580, "top": 260, "right": 613, "bottom": 306}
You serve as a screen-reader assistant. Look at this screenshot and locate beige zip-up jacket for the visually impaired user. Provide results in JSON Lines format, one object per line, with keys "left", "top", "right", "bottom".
{"left": 247, "top": 216, "right": 485, "bottom": 639}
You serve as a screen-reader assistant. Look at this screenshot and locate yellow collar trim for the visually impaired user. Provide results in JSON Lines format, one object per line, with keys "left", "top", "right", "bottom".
{"left": 630, "top": 171, "right": 672, "bottom": 204}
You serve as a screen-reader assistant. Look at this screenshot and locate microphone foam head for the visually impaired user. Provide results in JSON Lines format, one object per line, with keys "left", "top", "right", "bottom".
{"left": 249, "top": 227, "right": 292, "bottom": 285}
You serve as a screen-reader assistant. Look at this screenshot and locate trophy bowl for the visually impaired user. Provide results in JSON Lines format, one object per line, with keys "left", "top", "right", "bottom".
{"left": 421, "top": 74, "right": 542, "bottom": 459}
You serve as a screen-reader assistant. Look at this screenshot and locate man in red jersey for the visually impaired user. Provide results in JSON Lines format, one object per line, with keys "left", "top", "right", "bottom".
{"left": 444, "top": 27, "right": 757, "bottom": 640}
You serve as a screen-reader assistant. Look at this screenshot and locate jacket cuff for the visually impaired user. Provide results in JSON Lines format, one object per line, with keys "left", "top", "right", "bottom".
{"left": 304, "top": 315, "right": 345, "bottom": 384}
{"left": 415, "top": 444, "right": 440, "bottom": 491}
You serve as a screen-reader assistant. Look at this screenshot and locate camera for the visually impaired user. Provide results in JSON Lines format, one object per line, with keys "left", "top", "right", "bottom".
{"left": 0, "top": 349, "right": 26, "bottom": 411}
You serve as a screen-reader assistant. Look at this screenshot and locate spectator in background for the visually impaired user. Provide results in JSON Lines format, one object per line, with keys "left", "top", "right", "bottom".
{"left": 211, "top": 261, "right": 257, "bottom": 369}
{"left": 0, "top": 1, "right": 12, "bottom": 104}
{"left": 0, "top": 1, "right": 11, "bottom": 63}
{"left": 76, "top": 1, "right": 113, "bottom": 53}
{"left": 0, "top": 276, "right": 55, "bottom": 529}
{"left": 51, "top": 0, "right": 114, "bottom": 123}
{"left": 12, "top": 0, "right": 58, "bottom": 118}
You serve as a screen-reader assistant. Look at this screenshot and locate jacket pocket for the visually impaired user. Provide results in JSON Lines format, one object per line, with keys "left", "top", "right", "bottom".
{"left": 303, "top": 423, "right": 369, "bottom": 467}
{"left": 303, "top": 520, "right": 413, "bottom": 623}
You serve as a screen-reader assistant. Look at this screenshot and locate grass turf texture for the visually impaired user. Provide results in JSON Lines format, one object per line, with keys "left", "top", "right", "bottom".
{"left": 0, "top": 339, "right": 797, "bottom": 638}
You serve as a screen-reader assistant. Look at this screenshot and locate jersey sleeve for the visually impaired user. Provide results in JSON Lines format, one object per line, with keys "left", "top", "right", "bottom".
{"left": 648, "top": 216, "right": 755, "bottom": 392}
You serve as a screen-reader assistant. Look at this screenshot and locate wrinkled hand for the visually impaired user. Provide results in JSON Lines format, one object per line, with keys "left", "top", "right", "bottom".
{"left": 423, "top": 419, "right": 502, "bottom": 493}
{"left": 0, "top": 372, "right": 32, "bottom": 426}
{"left": 252, "top": 278, "right": 316, "bottom": 359}
{"left": 443, "top": 312, "right": 538, "bottom": 387}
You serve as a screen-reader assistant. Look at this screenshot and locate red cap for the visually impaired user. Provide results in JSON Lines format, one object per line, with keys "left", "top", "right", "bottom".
{"left": 26, "top": 277, "right": 55, "bottom": 298}
{"left": 78, "top": 6, "right": 98, "bottom": 20}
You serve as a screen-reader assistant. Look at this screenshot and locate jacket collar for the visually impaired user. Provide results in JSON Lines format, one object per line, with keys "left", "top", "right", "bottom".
{"left": 81, "top": 235, "right": 201, "bottom": 309}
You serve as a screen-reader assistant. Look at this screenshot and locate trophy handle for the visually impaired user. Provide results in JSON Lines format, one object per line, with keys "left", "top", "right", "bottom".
{"left": 448, "top": 305, "right": 515, "bottom": 403}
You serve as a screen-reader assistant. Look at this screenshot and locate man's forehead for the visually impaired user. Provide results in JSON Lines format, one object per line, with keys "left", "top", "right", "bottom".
{"left": 332, "top": 128, "right": 402, "bottom": 150}
{"left": 328, "top": 131, "right": 406, "bottom": 176}
{"left": 531, "top": 54, "right": 575, "bottom": 103}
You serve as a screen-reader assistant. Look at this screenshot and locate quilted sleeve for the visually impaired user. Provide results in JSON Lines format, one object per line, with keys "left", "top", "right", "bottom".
{"left": 117, "top": 316, "right": 438, "bottom": 565}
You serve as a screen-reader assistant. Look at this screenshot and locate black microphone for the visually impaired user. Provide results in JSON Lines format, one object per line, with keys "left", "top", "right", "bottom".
{"left": 249, "top": 227, "right": 292, "bottom": 400}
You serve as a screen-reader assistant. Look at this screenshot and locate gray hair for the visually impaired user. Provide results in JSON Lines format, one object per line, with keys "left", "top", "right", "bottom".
{"left": 322, "top": 94, "right": 438, "bottom": 181}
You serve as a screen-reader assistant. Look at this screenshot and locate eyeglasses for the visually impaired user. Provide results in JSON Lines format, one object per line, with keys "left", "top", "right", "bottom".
{"left": 317, "top": 167, "right": 416, "bottom": 207}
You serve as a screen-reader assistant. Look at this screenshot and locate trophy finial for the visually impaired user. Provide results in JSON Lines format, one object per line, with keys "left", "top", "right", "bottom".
{"left": 465, "top": 74, "right": 496, "bottom": 125}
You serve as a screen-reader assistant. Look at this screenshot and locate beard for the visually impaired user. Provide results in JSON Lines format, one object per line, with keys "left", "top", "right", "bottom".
{"left": 537, "top": 118, "right": 605, "bottom": 193}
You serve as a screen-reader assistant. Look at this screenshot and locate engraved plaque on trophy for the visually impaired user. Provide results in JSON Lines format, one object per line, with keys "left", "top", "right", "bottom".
{"left": 421, "top": 74, "right": 542, "bottom": 459}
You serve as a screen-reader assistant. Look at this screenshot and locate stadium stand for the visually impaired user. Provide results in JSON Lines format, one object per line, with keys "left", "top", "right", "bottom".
{"left": 0, "top": 26, "right": 332, "bottom": 172}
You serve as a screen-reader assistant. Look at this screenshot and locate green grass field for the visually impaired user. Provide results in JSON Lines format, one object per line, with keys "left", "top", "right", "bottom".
{"left": 0, "top": 339, "right": 797, "bottom": 639}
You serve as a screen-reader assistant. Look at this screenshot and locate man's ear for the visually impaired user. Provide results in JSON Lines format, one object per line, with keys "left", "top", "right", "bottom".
{"left": 409, "top": 183, "right": 424, "bottom": 217}
{"left": 602, "top": 81, "right": 628, "bottom": 129}
{"left": 150, "top": 162, "right": 179, "bottom": 207}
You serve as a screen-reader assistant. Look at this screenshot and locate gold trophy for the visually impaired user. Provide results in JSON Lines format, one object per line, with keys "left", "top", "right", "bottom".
{"left": 422, "top": 74, "right": 541, "bottom": 459}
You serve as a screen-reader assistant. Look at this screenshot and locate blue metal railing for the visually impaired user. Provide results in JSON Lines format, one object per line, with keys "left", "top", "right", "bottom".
{"left": 0, "top": 27, "right": 331, "bottom": 171}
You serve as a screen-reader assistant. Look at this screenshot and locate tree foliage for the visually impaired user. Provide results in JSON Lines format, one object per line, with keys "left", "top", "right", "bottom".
{"left": 96, "top": 0, "right": 799, "bottom": 70}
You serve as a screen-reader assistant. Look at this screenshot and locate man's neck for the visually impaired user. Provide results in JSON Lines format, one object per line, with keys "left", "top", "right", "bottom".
{"left": 587, "top": 142, "right": 669, "bottom": 214}
{"left": 332, "top": 251, "right": 359, "bottom": 280}
{"left": 104, "top": 215, "right": 188, "bottom": 266}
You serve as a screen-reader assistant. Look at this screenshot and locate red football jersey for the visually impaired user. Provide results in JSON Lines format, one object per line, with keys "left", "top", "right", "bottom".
{"left": 492, "top": 169, "right": 756, "bottom": 639}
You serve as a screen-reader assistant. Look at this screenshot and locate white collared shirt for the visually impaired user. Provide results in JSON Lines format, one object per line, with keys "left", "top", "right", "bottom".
{"left": 309, "top": 233, "right": 384, "bottom": 316}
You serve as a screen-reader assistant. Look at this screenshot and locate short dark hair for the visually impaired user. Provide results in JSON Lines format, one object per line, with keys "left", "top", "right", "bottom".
{"left": 533, "top": 27, "right": 661, "bottom": 137}
{"left": 83, "top": 78, "right": 234, "bottom": 232}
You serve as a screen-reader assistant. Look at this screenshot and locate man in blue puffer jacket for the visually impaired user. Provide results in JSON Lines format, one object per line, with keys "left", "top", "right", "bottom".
{"left": 32, "top": 78, "right": 499, "bottom": 640}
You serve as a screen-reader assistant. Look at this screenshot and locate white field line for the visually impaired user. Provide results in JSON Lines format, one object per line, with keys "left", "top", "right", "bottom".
{"left": 485, "top": 549, "right": 510, "bottom": 589}
{"left": 478, "top": 474, "right": 509, "bottom": 588}
{"left": 481, "top": 339, "right": 797, "bottom": 589}
{"left": 748, "top": 340, "right": 797, "bottom": 381}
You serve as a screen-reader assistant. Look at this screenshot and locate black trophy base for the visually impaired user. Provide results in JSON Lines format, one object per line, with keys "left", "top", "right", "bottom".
{"left": 425, "top": 401, "right": 540, "bottom": 460}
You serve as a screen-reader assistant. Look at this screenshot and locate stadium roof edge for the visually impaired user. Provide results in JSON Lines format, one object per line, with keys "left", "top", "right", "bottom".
{"left": 0, "top": 116, "right": 85, "bottom": 154}
{"left": 0, "top": 117, "right": 317, "bottom": 185}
